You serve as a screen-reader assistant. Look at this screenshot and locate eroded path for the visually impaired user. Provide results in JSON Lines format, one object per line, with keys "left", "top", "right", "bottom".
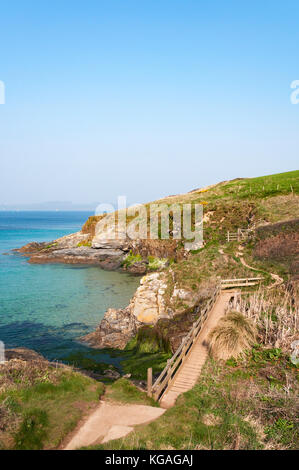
{"left": 64, "top": 402, "right": 165, "bottom": 450}
{"left": 236, "top": 245, "right": 283, "bottom": 289}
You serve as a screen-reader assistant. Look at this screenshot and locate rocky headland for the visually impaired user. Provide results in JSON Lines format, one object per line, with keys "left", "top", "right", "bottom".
{"left": 14, "top": 173, "right": 299, "bottom": 354}
{"left": 15, "top": 213, "right": 207, "bottom": 352}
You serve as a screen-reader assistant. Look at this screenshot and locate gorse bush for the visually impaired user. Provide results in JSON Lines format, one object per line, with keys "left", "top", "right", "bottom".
{"left": 208, "top": 311, "right": 257, "bottom": 360}
{"left": 122, "top": 251, "right": 143, "bottom": 267}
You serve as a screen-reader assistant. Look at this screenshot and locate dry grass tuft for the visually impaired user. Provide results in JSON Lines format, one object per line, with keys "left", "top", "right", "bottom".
{"left": 230, "top": 287, "right": 298, "bottom": 351}
{"left": 0, "top": 358, "right": 60, "bottom": 394}
{"left": 202, "top": 413, "right": 222, "bottom": 426}
{"left": 208, "top": 311, "right": 257, "bottom": 360}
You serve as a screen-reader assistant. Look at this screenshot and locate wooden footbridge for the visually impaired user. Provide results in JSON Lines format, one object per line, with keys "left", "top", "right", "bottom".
{"left": 147, "top": 277, "right": 263, "bottom": 408}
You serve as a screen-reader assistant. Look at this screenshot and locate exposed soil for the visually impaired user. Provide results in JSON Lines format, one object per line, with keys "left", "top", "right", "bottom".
{"left": 63, "top": 401, "right": 165, "bottom": 450}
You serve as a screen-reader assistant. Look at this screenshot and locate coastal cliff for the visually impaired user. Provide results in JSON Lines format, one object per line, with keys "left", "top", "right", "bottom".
{"left": 16, "top": 171, "right": 299, "bottom": 352}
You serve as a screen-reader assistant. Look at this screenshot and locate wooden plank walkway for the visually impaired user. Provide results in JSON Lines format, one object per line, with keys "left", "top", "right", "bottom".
{"left": 160, "top": 291, "right": 238, "bottom": 408}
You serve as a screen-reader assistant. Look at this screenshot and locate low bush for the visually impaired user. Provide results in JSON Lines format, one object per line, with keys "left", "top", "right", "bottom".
{"left": 208, "top": 311, "right": 257, "bottom": 360}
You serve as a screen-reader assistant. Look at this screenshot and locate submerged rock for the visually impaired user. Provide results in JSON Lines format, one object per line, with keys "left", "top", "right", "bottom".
{"left": 103, "top": 368, "right": 121, "bottom": 379}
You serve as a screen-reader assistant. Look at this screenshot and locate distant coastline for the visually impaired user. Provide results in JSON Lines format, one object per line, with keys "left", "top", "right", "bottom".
{"left": 0, "top": 203, "right": 99, "bottom": 211}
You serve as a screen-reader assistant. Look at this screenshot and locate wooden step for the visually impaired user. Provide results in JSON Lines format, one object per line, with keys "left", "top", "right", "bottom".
{"left": 159, "top": 292, "right": 235, "bottom": 408}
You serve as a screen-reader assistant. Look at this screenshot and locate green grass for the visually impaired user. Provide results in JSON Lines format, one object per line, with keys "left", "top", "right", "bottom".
{"left": 14, "top": 408, "right": 49, "bottom": 450}
{"left": 0, "top": 367, "right": 104, "bottom": 450}
{"left": 121, "top": 351, "right": 171, "bottom": 381}
{"left": 122, "top": 327, "right": 171, "bottom": 380}
{"left": 265, "top": 419, "right": 295, "bottom": 446}
{"left": 106, "top": 378, "right": 158, "bottom": 407}
{"left": 218, "top": 170, "right": 299, "bottom": 201}
{"left": 62, "top": 350, "right": 119, "bottom": 376}
{"left": 85, "top": 350, "right": 298, "bottom": 450}
{"left": 122, "top": 251, "right": 143, "bottom": 267}
{"left": 147, "top": 256, "right": 168, "bottom": 271}
{"left": 126, "top": 326, "right": 171, "bottom": 354}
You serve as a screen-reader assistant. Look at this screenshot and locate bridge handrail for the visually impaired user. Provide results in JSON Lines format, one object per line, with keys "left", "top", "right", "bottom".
{"left": 221, "top": 277, "right": 263, "bottom": 283}
{"left": 150, "top": 283, "right": 221, "bottom": 400}
{"left": 227, "top": 228, "right": 254, "bottom": 242}
{"left": 148, "top": 276, "right": 264, "bottom": 400}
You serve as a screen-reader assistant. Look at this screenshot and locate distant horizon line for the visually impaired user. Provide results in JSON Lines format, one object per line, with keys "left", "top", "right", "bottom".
{"left": 0, "top": 209, "right": 95, "bottom": 212}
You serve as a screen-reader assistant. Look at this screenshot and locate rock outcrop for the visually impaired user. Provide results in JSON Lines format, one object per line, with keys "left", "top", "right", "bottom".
{"left": 80, "top": 272, "right": 214, "bottom": 351}
{"left": 80, "top": 306, "right": 138, "bottom": 349}
{"left": 16, "top": 229, "right": 131, "bottom": 270}
{"left": 15, "top": 212, "right": 186, "bottom": 272}
{"left": 28, "top": 246, "right": 126, "bottom": 270}
{"left": 130, "top": 273, "right": 169, "bottom": 323}
{"left": 80, "top": 272, "right": 172, "bottom": 349}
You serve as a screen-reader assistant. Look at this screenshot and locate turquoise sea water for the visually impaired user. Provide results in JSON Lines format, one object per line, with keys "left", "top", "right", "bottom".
{"left": 0, "top": 212, "right": 140, "bottom": 365}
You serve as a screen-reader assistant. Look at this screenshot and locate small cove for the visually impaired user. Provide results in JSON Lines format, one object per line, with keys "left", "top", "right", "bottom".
{"left": 0, "top": 211, "right": 140, "bottom": 371}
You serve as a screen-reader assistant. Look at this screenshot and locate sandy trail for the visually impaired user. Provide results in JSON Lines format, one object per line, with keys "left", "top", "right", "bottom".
{"left": 64, "top": 401, "right": 165, "bottom": 450}
{"left": 236, "top": 246, "right": 283, "bottom": 289}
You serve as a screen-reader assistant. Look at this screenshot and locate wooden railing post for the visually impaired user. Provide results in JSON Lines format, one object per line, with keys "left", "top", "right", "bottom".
{"left": 147, "top": 368, "right": 152, "bottom": 397}
{"left": 149, "top": 282, "right": 233, "bottom": 402}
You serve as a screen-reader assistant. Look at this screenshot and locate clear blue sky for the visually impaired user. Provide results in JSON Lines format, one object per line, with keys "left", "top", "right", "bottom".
{"left": 0, "top": 0, "right": 298, "bottom": 206}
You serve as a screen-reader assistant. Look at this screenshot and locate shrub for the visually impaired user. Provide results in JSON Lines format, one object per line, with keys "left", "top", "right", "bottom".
{"left": 77, "top": 241, "right": 92, "bottom": 247}
{"left": 122, "top": 251, "right": 143, "bottom": 267}
{"left": 208, "top": 311, "right": 257, "bottom": 360}
{"left": 147, "top": 256, "right": 168, "bottom": 271}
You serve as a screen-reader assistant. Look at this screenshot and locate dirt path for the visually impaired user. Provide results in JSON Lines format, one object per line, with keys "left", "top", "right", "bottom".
{"left": 236, "top": 245, "right": 283, "bottom": 289}
{"left": 64, "top": 401, "right": 165, "bottom": 450}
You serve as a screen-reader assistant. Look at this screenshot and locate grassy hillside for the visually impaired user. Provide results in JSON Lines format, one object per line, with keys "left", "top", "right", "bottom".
{"left": 6, "top": 171, "right": 296, "bottom": 451}
{"left": 83, "top": 286, "right": 299, "bottom": 451}
{"left": 83, "top": 171, "right": 299, "bottom": 450}
{"left": 0, "top": 350, "right": 104, "bottom": 450}
{"left": 80, "top": 170, "right": 299, "bottom": 380}
{"left": 87, "top": 351, "right": 298, "bottom": 450}
{"left": 152, "top": 171, "right": 299, "bottom": 313}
